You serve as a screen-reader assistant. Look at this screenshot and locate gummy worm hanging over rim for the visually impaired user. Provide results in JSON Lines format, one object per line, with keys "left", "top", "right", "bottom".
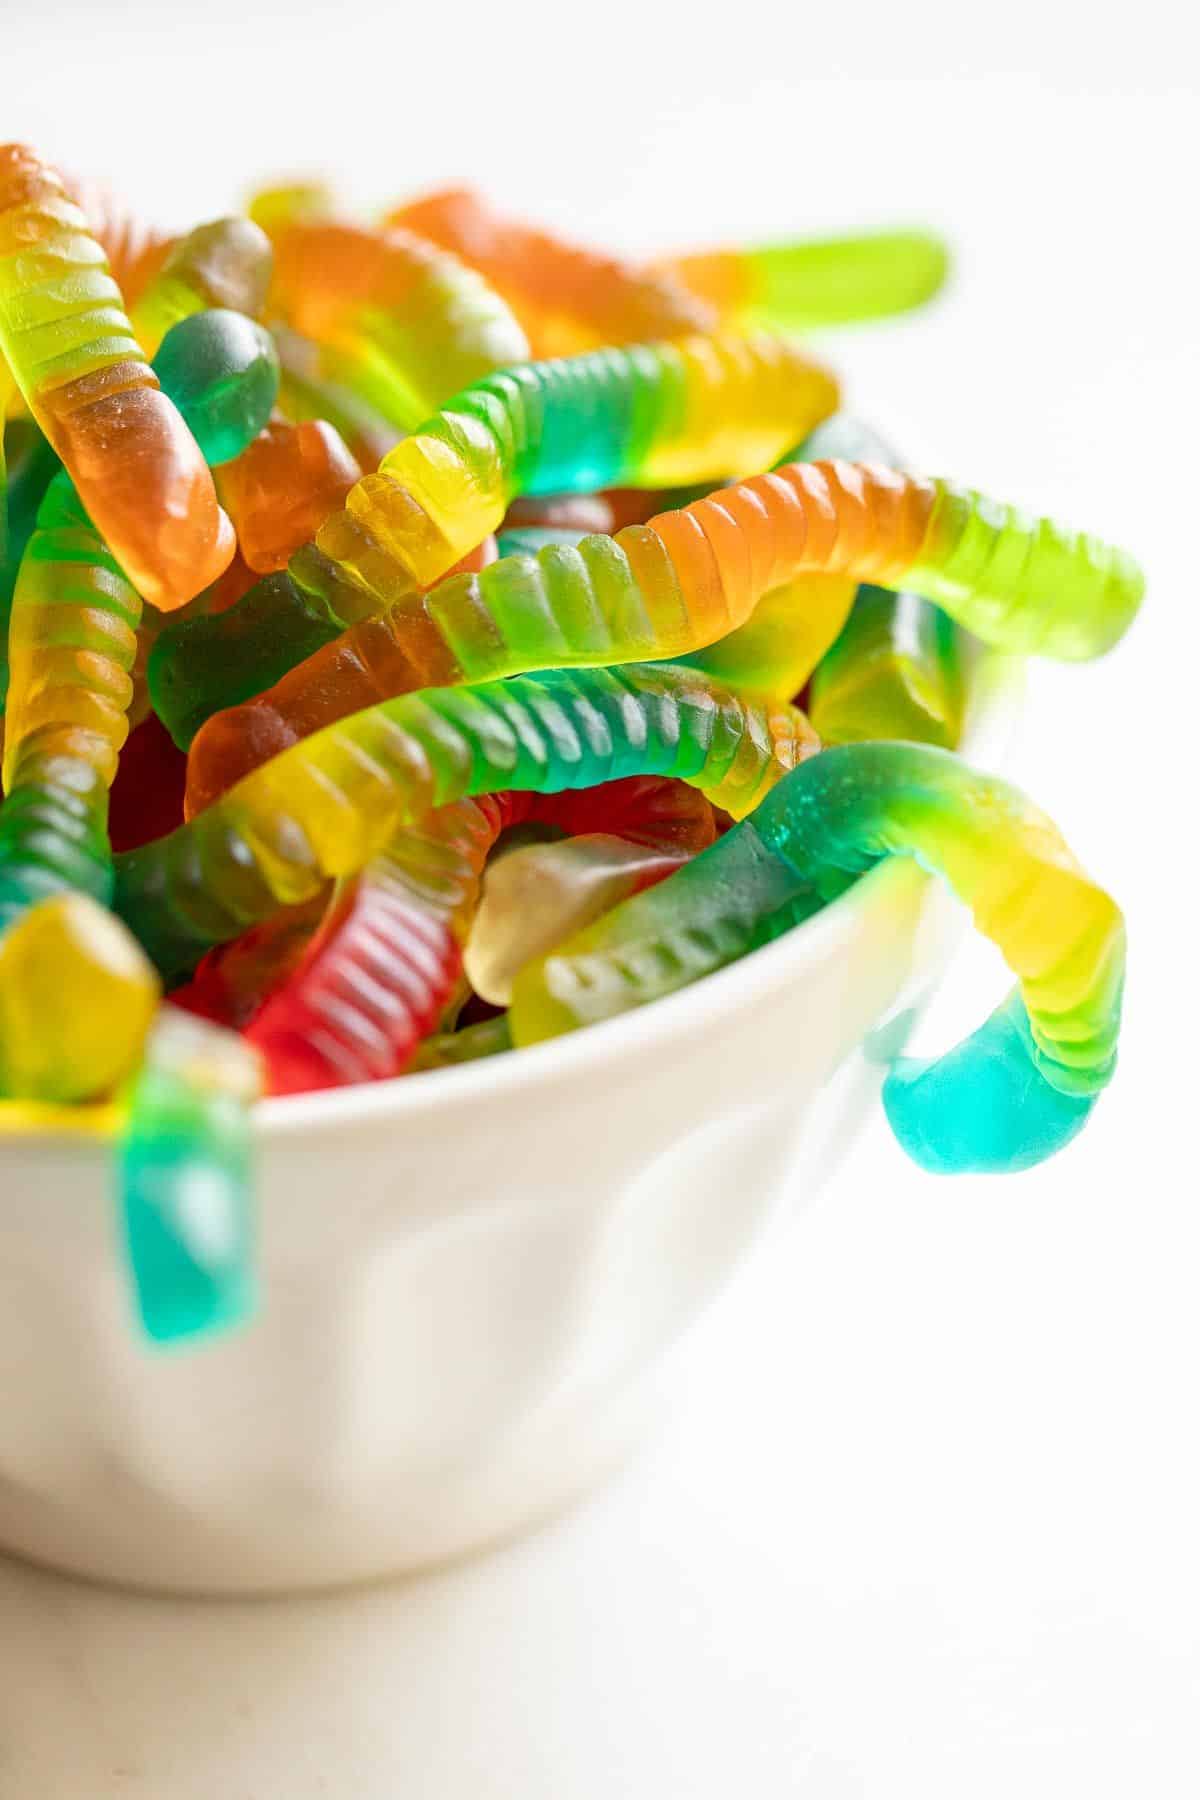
{"left": 509, "top": 740, "right": 1125, "bottom": 1174}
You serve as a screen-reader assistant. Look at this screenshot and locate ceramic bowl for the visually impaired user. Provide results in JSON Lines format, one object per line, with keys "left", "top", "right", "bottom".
{"left": 0, "top": 650, "right": 1022, "bottom": 1594}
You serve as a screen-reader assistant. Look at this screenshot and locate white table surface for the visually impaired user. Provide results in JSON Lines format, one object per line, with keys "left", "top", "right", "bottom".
{"left": 2, "top": 2, "right": 1196, "bottom": 1793}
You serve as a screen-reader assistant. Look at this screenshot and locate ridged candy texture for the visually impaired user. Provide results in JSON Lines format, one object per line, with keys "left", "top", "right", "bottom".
{"left": 3, "top": 470, "right": 139, "bottom": 794}
{"left": 1, "top": 315, "right": 280, "bottom": 925}
{"left": 266, "top": 218, "right": 532, "bottom": 433}
{"left": 181, "top": 455, "right": 1142, "bottom": 814}
{"left": 498, "top": 522, "right": 858, "bottom": 703}
{"left": 115, "top": 663, "right": 818, "bottom": 981}
{"left": 0, "top": 144, "right": 233, "bottom": 609}
{"left": 316, "top": 450, "right": 1142, "bottom": 657}
{"left": 292, "top": 333, "right": 840, "bottom": 612}
{"left": 511, "top": 742, "right": 1125, "bottom": 1173}
{"left": 147, "top": 331, "right": 840, "bottom": 745}
{"left": 242, "top": 798, "right": 499, "bottom": 1094}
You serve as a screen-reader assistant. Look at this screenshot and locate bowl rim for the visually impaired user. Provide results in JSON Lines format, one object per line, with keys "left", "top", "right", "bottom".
{"left": 0, "top": 650, "right": 1024, "bottom": 1147}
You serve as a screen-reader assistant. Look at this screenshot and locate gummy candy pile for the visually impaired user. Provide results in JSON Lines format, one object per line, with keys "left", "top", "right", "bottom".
{"left": 0, "top": 151, "right": 1140, "bottom": 1345}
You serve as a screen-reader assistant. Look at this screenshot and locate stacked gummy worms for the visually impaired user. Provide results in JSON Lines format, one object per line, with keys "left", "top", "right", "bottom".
{"left": 0, "top": 154, "right": 1139, "bottom": 1345}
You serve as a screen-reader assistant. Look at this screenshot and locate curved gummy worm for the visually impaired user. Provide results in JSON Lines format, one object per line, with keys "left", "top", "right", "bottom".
{"left": 113, "top": 662, "right": 818, "bottom": 982}
{"left": 169, "top": 891, "right": 331, "bottom": 1030}
{"left": 0, "top": 315, "right": 281, "bottom": 927}
{"left": 0, "top": 144, "right": 233, "bottom": 609}
{"left": 498, "top": 521, "right": 857, "bottom": 703}
{"left": 3, "top": 469, "right": 141, "bottom": 797}
{"left": 511, "top": 741, "right": 1125, "bottom": 1173}
{"left": 147, "top": 330, "right": 840, "bottom": 746}
{"left": 264, "top": 217, "right": 531, "bottom": 433}
{"left": 117, "top": 1006, "right": 261, "bottom": 1345}
{"left": 129, "top": 217, "right": 273, "bottom": 358}
{"left": 179, "top": 454, "right": 1141, "bottom": 811}
{"left": 652, "top": 229, "right": 950, "bottom": 332}
{"left": 466, "top": 836, "right": 698, "bottom": 1009}
{"left": 0, "top": 315, "right": 279, "bottom": 1105}
{"left": 388, "top": 186, "right": 717, "bottom": 355}
{"left": 241, "top": 797, "right": 498, "bottom": 1093}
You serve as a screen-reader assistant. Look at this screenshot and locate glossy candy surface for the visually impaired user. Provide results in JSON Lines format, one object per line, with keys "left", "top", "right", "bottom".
{"left": 210, "top": 772, "right": 714, "bottom": 1088}
{"left": 129, "top": 217, "right": 273, "bottom": 358}
{"left": 792, "top": 413, "right": 963, "bottom": 744}
{"left": 152, "top": 310, "right": 280, "bottom": 467}
{"left": 511, "top": 743, "right": 1124, "bottom": 1172}
{"left": 180, "top": 454, "right": 1140, "bottom": 813}
{"left": 115, "top": 663, "right": 817, "bottom": 981}
{"left": 1, "top": 315, "right": 280, "bottom": 920}
{"left": 0, "top": 145, "right": 233, "bottom": 609}
{"left": 216, "top": 416, "right": 361, "bottom": 573}
{"left": 809, "top": 584, "right": 963, "bottom": 746}
{"left": 265, "top": 217, "right": 531, "bottom": 432}
{"left": 148, "top": 332, "right": 838, "bottom": 742}
{"left": 0, "top": 169, "right": 1143, "bottom": 1360}
{"left": 498, "top": 522, "right": 858, "bottom": 702}
{"left": 117, "top": 1006, "right": 261, "bottom": 1344}
{"left": 0, "top": 892, "right": 159, "bottom": 1101}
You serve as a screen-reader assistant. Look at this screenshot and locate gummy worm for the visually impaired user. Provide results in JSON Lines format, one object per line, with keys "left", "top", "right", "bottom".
{"left": 147, "top": 330, "right": 840, "bottom": 746}
{"left": 387, "top": 186, "right": 718, "bottom": 356}
{"left": 510, "top": 741, "right": 1125, "bottom": 1174}
{"left": 117, "top": 1005, "right": 261, "bottom": 1345}
{"left": 500, "top": 521, "right": 857, "bottom": 703}
{"left": 0, "top": 144, "right": 233, "bottom": 609}
{"left": 651, "top": 228, "right": 950, "bottom": 332}
{"left": 179, "top": 455, "right": 1141, "bottom": 813}
{"left": 114, "top": 662, "right": 817, "bottom": 982}
{"left": 264, "top": 217, "right": 531, "bottom": 433}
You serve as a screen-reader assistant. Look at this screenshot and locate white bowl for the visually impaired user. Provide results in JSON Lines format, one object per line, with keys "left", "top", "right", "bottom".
{"left": 0, "top": 651, "right": 1022, "bottom": 1594}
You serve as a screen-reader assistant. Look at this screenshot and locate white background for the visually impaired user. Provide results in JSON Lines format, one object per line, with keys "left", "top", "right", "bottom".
{"left": 1, "top": 1, "right": 1197, "bottom": 1793}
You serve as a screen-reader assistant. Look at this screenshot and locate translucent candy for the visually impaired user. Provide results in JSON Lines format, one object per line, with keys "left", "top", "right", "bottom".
{"left": 129, "top": 216, "right": 273, "bottom": 357}
{"left": 117, "top": 1007, "right": 261, "bottom": 1344}
{"left": 114, "top": 663, "right": 817, "bottom": 982}
{"left": 809, "top": 584, "right": 963, "bottom": 746}
{"left": 148, "top": 332, "right": 839, "bottom": 743}
{"left": 264, "top": 217, "right": 531, "bottom": 432}
{"left": 152, "top": 310, "right": 280, "bottom": 467}
{"left": 0, "top": 892, "right": 159, "bottom": 1102}
{"left": 0, "top": 144, "right": 233, "bottom": 610}
{"left": 653, "top": 230, "right": 950, "bottom": 331}
{"left": 387, "top": 186, "right": 716, "bottom": 355}
{"left": 511, "top": 742, "right": 1125, "bottom": 1172}
{"left": 216, "top": 416, "right": 361, "bottom": 574}
{"left": 179, "top": 456, "right": 1141, "bottom": 813}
